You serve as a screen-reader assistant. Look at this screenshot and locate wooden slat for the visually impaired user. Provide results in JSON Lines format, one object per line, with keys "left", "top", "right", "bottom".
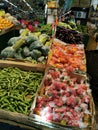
{"left": 0, "top": 60, "right": 45, "bottom": 72}
{"left": 0, "top": 60, "right": 45, "bottom": 129}
{"left": 0, "top": 110, "right": 38, "bottom": 130}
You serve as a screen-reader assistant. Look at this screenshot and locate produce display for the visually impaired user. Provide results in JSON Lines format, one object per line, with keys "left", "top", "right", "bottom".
{"left": 58, "top": 21, "right": 77, "bottom": 30}
{"left": 0, "top": 29, "right": 52, "bottom": 64}
{"left": 0, "top": 10, "right": 5, "bottom": 17}
{"left": 0, "top": 10, "right": 19, "bottom": 24}
{"left": 29, "top": 35, "right": 95, "bottom": 129}
{"left": 32, "top": 67, "right": 93, "bottom": 128}
{"left": 0, "top": 11, "right": 95, "bottom": 129}
{"left": 76, "top": 24, "right": 88, "bottom": 34}
{"left": 0, "top": 67, "right": 43, "bottom": 115}
{"left": 56, "top": 26, "right": 83, "bottom": 44}
{"left": 0, "top": 11, "right": 20, "bottom": 32}
{"left": 0, "top": 16, "right": 14, "bottom": 31}
{"left": 47, "top": 39, "right": 86, "bottom": 72}
{"left": 0, "top": 29, "right": 29, "bottom": 59}
{"left": 2, "top": 13, "right": 20, "bottom": 25}
{"left": 37, "top": 24, "right": 52, "bottom": 36}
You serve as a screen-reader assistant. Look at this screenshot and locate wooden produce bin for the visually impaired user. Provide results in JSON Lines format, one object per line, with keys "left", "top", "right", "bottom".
{"left": 0, "top": 60, "right": 46, "bottom": 130}
{"left": 29, "top": 67, "right": 96, "bottom": 130}
{"left": 29, "top": 39, "right": 96, "bottom": 130}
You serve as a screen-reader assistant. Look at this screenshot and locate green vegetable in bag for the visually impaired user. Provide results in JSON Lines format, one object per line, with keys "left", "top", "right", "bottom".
{"left": 32, "top": 32, "right": 41, "bottom": 38}
{"left": 37, "top": 56, "right": 45, "bottom": 62}
{"left": 30, "top": 49, "right": 42, "bottom": 60}
{"left": 41, "top": 46, "right": 49, "bottom": 56}
{"left": 22, "top": 46, "right": 30, "bottom": 57}
{"left": 26, "top": 35, "right": 38, "bottom": 44}
{"left": 1, "top": 38, "right": 25, "bottom": 58}
{"left": 29, "top": 41, "right": 42, "bottom": 51}
{"left": 39, "top": 34, "right": 49, "bottom": 45}
{"left": 7, "top": 37, "right": 21, "bottom": 46}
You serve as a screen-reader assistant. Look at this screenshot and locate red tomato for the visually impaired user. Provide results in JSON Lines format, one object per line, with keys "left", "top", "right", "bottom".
{"left": 47, "top": 96, "right": 54, "bottom": 101}
{"left": 76, "top": 87, "right": 85, "bottom": 95}
{"left": 37, "top": 100, "right": 46, "bottom": 108}
{"left": 37, "top": 96, "right": 42, "bottom": 103}
{"left": 71, "top": 78, "right": 77, "bottom": 83}
{"left": 71, "top": 89, "right": 77, "bottom": 96}
{"left": 53, "top": 113, "right": 61, "bottom": 122}
{"left": 44, "top": 76, "right": 52, "bottom": 86}
{"left": 66, "top": 96, "right": 77, "bottom": 107}
{"left": 46, "top": 113, "right": 53, "bottom": 121}
{"left": 55, "top": 99, "right": 63, "bottom": 107}
{"left": 66, "top": 66, "right": 74, "bottom": 72}
{"left": 80, "top": 84, "right": 87, "bottom": 90}
{"left": 53, "top": 81, "right": 61, "bottom": 91}
{"left": 49, "top": 70, "right": 60, "bottom": 79}
{"left": 65, "top": 92, "right": 71, "bottom": 97}
{"left": 82, "top": 95, "right": 90, "bottom": 103}
{"left": 54, "top": 108, "right": 66, "bottom": 113}
{"left": 53, "top": 81, "right": 66, "bottom": 90}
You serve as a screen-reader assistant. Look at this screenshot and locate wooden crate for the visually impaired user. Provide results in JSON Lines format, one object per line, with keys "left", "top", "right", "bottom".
{"left": 0, "top": 60, "right": 96, "bottom": 130}
{"left": 29, "top": 67, "right": 96, "bottom": 130}
{"left": 0, "top": 60, "right": 45, "bottom": 130}
{"left": 0, "top": 60, "right": 45, "bottom": 72}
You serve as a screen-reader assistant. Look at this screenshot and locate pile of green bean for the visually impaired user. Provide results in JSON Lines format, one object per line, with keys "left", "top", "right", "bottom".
{"left": 0, "top": 67, "right": 43, "bottom": 115}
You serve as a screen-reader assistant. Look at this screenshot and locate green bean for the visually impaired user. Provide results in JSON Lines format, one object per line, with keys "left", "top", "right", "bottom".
{"left": 1, "top": 104, "right": 8, "bottom": 109}
{"left": 0, "top": 67, "right": 43, "bottom": 114}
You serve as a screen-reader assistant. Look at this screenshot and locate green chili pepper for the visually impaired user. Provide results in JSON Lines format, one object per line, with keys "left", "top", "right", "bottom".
{"left": 0, "top": 67, "right": 43, "bottom": 114}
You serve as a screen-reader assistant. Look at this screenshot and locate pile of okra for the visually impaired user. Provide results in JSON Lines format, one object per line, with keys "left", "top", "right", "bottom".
{"left": 0, "top": 67, "right": 43, "bottom": 115}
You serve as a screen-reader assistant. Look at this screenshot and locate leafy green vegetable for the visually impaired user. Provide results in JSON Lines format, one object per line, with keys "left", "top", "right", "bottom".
{"left": 37, "top": 56, "right": 45, "bottom": 62}
{"left": 1, "top": 38, "right": 26, "bottom": 58}
{"left": 29, "top": 41, "right": 42, "bottom": 51}
{"left": 14, "top": 48, "right": 23, "bottom": 59}
{"left": 26, "top": 35, "right": 38, "bottom": 44}
{"left": 30, "top": 49, "right": 42, "bottom": 60}
{"left": 1, "top": 47, "right": 15, "bottom": 58}
{"left": 39, "top": 24, "right": 52, "bottom": 36}
{"left": 68, "top": 21, "right": 77, "bottom": 30}
{"left": 32, "top": 32, "right": 41, "bottom": 38}
{"left": 41, "top": 46, "right": 49, "bottom": 56}
{"left": 58, "top": 22, "right": 72, "bottom": 29}
{"left": 22, "top": 46, "right": 30, "bottom": 57}
{"left": 39, "top": 34, "right": 49, "bottom": 45}
{"left": 25, "top": 56, "right": 32, "bottom": 61}
{"left": 14, "top": 52, "right": 23, "bottom": 59}
{"left": 45, "top": 41, "right": 52, "bottom": 47}
{"left": 7, "top": 37, "right": 21, "bottom": 46}
{"left": 19, "top": 29, "right": 29, "bottom": 36}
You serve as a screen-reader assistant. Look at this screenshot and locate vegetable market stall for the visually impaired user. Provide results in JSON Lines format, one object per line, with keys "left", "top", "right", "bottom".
{"left": 0, "top": 12, "right": 22, "bottom": 52}
{"left": 0, "top": 28, "right": 52, "bottom": 65}
{"left": 0, "top": 15, "right": 97, "bottom": 129}
{"left": 29, "top": 39, "right": 96, "bottom": 130}
{"left": 0, "top": 39, "right": 96, "bottom": 130}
